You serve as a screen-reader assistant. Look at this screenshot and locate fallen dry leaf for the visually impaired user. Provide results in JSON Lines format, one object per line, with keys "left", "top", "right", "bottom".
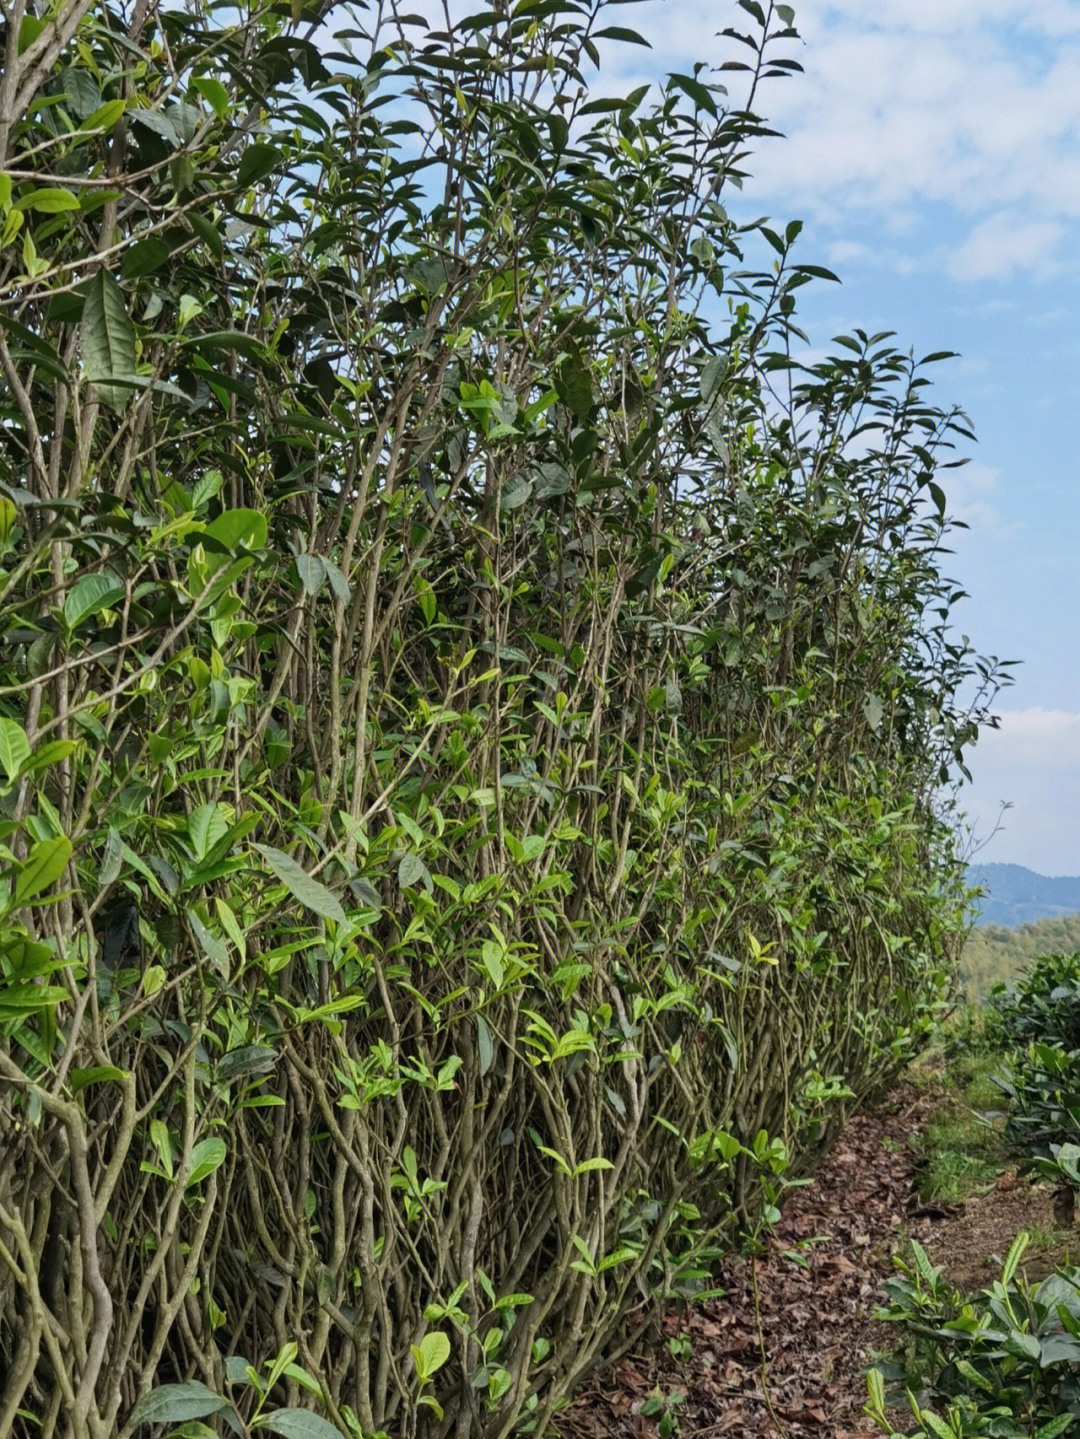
{"left": 556, "top": 1080, "right": 1065, "bottom": 1439}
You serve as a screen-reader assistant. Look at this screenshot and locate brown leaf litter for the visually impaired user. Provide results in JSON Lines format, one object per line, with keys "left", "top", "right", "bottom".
{"left": 557, "top": 1085, "right": 1075, "bottom": 1439}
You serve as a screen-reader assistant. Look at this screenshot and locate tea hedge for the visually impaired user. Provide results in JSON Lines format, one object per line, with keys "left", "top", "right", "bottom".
{"left": 0, "top": 1, "right": 1003, "bottom": 1435}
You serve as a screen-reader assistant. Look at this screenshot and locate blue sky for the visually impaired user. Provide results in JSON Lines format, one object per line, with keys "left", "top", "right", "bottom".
{"left": 601, "top": 0, "right": 1080, "bottom": 873}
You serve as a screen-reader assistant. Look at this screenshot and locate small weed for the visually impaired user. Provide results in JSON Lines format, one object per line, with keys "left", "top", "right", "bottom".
{"left": 953, "top": 1051, "right": 1007, "bottom": 1112}
{"left": 641, "top": 1387, "right": 685, "bottom": 1438}
{"left": 780, "top": 1234, "right": 830, "bottom": 1270}
{"left": 907, "top": 1055, "right": 949, "bottom": 1095}
{"left": 1023, "top": 1226, "right": 1075, "bottom": 1260}
{"left": 941, "top": 1002, "right": 1003, "bottom": 1055}
{"left": 667, "top": 1335, "right": 692, "bottom": 1362}
{"left": 1023, "top": 1220, "right": 1069, "bottom": 1254}
{"left": 922, "top": 1110, "right": 999, "bottom": 1159}
{"left": 874, "top": 1226, "right": 916, "bottom": 1272}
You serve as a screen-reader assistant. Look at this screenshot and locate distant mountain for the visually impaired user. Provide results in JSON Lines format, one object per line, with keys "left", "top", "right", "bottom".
{"left": 968, "top": 862, "right": 1080, "bottom": 929}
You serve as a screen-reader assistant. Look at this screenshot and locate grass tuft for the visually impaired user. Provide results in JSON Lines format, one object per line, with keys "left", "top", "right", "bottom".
{"left": 914, "top": 1052, "right": 1008, "bottom": 1205}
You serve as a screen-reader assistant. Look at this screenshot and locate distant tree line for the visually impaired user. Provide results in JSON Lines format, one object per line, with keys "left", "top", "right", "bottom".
{"left": 960, "top": 914, "right": 1080, "bottom": 999}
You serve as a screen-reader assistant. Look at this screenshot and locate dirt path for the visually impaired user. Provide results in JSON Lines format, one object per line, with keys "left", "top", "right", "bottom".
{"left": 558, "top": 1084, "right": 1068, "bottom": 1439}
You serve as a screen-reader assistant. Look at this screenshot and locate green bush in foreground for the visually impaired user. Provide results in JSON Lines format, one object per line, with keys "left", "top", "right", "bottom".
{"left": 983, "top": 952, "right": 1080, "bottom": 1199}
{"left": 872, "top": 966, "right": 1080, "bottom": 1437}
{"left": 868, "top": 1235, "right": 1080, "bottom": 1439}
{"left": 996, "top": 1044, "right": 1080, "bottom": 1174}
{"left": 0, "top": 0, "right": 1001, "bottom": 1434}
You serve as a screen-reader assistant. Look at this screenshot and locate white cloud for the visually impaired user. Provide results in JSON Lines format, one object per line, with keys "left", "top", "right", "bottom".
{"left": 889, "top": 2, "right": 1075, "bottom": 31}
{"left": 978, "top": 708, "right": 1080, "bottom": 765}
{"left": 827, "top": 238, "right": 870, "bottom": 266}
{"left": 964, "top": 708, "right": 1080, "bottom": 872}
{"left": 944, "top": 460, "right": 1014, "bottom": 532}
{"left": 615, "top": 1, "right": 1080, "bottom": 280}
{"left": 1023, "top": 305, "right": 1072, "bottom": 326}
{"left": 947, "top": 212, "right": 1065, "bottom": 281}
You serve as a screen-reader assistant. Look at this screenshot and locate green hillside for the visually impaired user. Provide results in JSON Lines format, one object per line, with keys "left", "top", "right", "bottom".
{"left": 960, "top": 913, "right": 1080, "bottom": 999}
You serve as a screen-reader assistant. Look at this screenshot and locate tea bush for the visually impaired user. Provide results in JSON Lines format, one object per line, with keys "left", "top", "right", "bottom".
{"left": 0, "top": 0, "right": 1001, "bottom": 1434}
{"left": 871, "top": 962, "right": 1080, "bottom": 1437}
{"left": 995, "top": 1044, "right": 1080, "bottom": 1173}
{"left": 868, "top": 1235, "right": 1080, "bottom": 1439}
{"left": 991, "top": 952, "right": 1080, "bottom": 1052}
{"left": 982, "top": 955, "right": 1080, "bottom": 1195}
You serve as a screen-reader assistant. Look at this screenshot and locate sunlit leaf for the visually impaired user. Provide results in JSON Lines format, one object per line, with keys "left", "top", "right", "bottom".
{"left": 15, "top": 187, "right": 81, "bottom": 213}
{"left": 63, "top": 572, "right": 124, "bottom": 631}
{"left": 0, "top": 718, "right": 30, "bottom": 781}
{"left": 193, "top": 75, "right": 230, "bottom": 117}
{"left": 186, "top": 1137, "right": 227, "bottom": 1187}
{"left": 15, "top": 836, "right": 72, "bottom": 904}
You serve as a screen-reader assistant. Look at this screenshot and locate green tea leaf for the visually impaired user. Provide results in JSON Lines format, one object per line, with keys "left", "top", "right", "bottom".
{"left": 411, "top": 1330, "right": 451, "bottom": 1382}
{"left": 63, "top": 571, "right": 124, "bottom": 630}
{"left": 188, "top": 910, "right": 229, "bottom": 977}
{"left": 214, "top": 896, "right": 246, "bottom": 962}
{"left": 15, "top": 836, "right": 72, "bottom": 904}
{"left": 189, "top": 803, "right": 229, "bottom": 860}
{"left": 255, "top": 1412, "right": 344, "bottom": 1439}
{"left": 186, "top": 1137, "right": 227, "bottom": 1186}
{"left": 1002, "top": 1229, "right": 1030, "bottom": 1285}
{"left": 128, "top": 1382, "right": 229, "bottom": 1425}
{"left": 21, "top": 739, "right": 78, "bottom": 776}
{"left": 218, "top": 1046, "right": 278, "bottom": 1082}
{"left": 573, "top": 1156, "right": 613, "bottom": 1175}
{"left": 477, "top": 1014, "right": 494, "bottom": 1075}
{"left": 81, "top": 270, "right": 135, "bottom": 410}
{"left": 237, "top": 143, "right": 282, "bottom": 187}
{"left": 142, "top": 965, "right": 166, "bottom": 997}
{"left": 255, "top": 844, "right": 346, "bottom": 925}
{"left": 296, "top": 554, "right": 326, "bottom": 596}
{"left": 0, "top": 718, "right": 30, "bottom": 781}
{"left": 70, "top": 1066, "right": 130, "bottom": 1091}
{"left": 203, "top": 508, "right": 268, "bottom": 556}
{"left": 398, "top": 853, "right": 430, "bottom": 890}
{"left": 60, "top": 67, "right": 101, "bottom": 118}
{"left": 80, "top": 98, "right": 126, "bottom": 132}
{"left": 187, "top": 210, "right": 224, "bottom": 260}
{"left": 14, "top": 187, "right": 80, "bottom": 213}
{"left": 1034, "top": 1415, "right": 1079, "bottom": 1439}
{"left": 193, "top": 75, "right": 230, "bottom": 117}
{"left": 0, "top": 983, "right": 70, "bottom": 1018}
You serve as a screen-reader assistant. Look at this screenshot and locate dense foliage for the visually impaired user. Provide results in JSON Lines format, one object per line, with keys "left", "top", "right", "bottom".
{"left": 984, "top": 952, "right": 1080, "bottom": 1199}
{"left": 0, "top": 0, "right": 1001, "bottom": 1434}
{"left": 990, "top": 952, "right": 1080, "bottom": 1052}
{"left": 868, "top": 1236, "right": 1080, "bottom": 1439}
